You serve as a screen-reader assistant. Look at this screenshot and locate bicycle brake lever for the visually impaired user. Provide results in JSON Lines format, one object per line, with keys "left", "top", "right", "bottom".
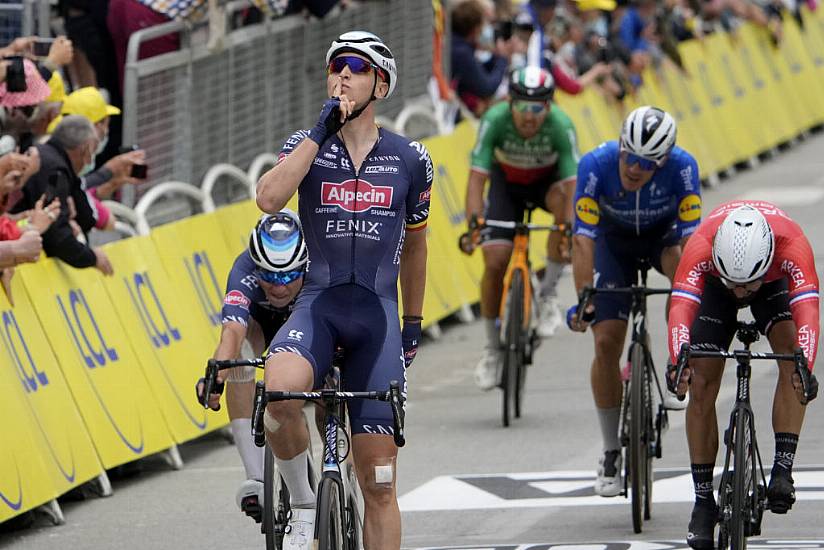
{"left": 674, "top": 344, "right": 690, "bottom": 402}
{"left": 388, "top": 380, "right": 406, "bottom": 448}
{"left": 201, "top": 359, "right": 217, "bottom": 409}
{"left": 252, "top": 381, "right": 267, "bottom": 447}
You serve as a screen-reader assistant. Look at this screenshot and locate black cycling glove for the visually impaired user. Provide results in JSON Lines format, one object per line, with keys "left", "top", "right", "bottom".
{"left": 308, "top": 97, "right": 345, "bottom": 146}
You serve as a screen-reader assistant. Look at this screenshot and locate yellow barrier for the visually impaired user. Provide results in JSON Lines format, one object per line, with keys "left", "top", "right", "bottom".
{"left": 102, "top": 236, "right": 228, "bottom": 443}
{"left": 151, "top": 213, "right": 236, "bottom": 341}
{"left": 19, "top": 259, "right": 174, "bottom": 469}
{"left": 0, "top": 276, "right": 102, "bottom": 503}
{"left": 4, "top": 18, "right": 824, "bottom": 526}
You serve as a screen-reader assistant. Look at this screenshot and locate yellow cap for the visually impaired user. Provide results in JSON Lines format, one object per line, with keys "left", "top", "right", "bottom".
{"left": 575, "top": 0, "right": 617, "bottom": 11}
{"left": 46, "top": 72, "right": 66, "bottom": 103}
{"left": 61, "top": 87, "right": 121, "bottom": 124}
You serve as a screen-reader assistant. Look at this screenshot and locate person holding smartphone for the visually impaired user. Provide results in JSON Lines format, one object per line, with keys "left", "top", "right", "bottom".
{"left": 55, "top": 86, "right": 146, "bottom": 199}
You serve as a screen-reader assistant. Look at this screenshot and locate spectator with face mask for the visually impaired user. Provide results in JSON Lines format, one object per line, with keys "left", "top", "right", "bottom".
{"left": 57, "top": 87, "right": 146, "bottom": 199}
{"left": 451, "top": 0, "right": 512, "bottom": 116}
{"left": 9, "top": 115, "right": 113, "bottom": 274}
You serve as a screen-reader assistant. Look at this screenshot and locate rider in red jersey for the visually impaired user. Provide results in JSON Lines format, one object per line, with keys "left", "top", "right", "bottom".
{"left": 666, "top": 200, "right": 819, "bottom": 550}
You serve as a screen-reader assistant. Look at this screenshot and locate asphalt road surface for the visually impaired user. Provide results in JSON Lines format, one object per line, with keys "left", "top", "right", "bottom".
{"left": 3, "top": 132, "right": 824, "bottom": 550}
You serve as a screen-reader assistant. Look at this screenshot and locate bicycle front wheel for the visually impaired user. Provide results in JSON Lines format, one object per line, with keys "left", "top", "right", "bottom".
{"left": 317, "top": 477, "right": 346, "bottom": 550}
{"left": 501, "top": 269, "right": 525, "bottom": 427}
{"left": 730, "top": 409, "right": 751, "bottom": 549}
{"left": 263, "top": 445, "right": 289, "bottom": 550}
{"left": 629, "top": 342, "right": 650, "bottom": 533}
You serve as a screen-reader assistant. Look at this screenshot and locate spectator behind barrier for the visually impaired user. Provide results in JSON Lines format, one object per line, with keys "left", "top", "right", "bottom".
{"left": 522, "top": 0, "right": 613, "bottom": 95}
{"left": 54, "top": 87, "right": 146, "bottom": 231}
{"left": 0, "top": 58, "right": 51, "bottom": 153}
{"left": 9, "top": 115, "right": 114, "bottom": 275}
{"left": 451, "top": 0, "right": 513, "bottom": 116}
{"left": 107, "top": 0, "right": 200, "bottom": 95}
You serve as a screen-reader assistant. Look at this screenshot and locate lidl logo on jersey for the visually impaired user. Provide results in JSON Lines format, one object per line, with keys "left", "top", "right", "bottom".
{"left": 321, "top": 179, "right": 393, "bottom": 213}
{"left": 678, "top": 194, "right": 701, "bottom": 222}
{"left": 575, "top": 197, "right": 600, "bottom": 225}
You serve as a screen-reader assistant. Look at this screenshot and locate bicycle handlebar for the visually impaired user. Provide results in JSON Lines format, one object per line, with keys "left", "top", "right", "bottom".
{"left": 251, "top": 380, "right": 406, "bottom": 448}
{"left": 199, "top": 358, "right": 266, "bottom": 409}
{"left": 458, "top": 217, "right": 568, "bottom": 255}
{"left": 675, "top": 344, "right": 814, "bottom": 403}
{"left": 574, "top": 285, "right": 671, "bottom": 325}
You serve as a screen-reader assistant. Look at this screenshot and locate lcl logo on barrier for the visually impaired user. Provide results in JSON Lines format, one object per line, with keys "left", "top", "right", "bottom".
{"left": 1, "top": 310, "right": 48, "bottom": 392}
{"left": 124, "top": 272, "right": 182, "bottom": 348}
{"left": 184, "top": 251, "right": 223, "bottom": 327}
{"left": 435, "top": 165, "right": 464, "bottom": 226}
{"left": 56, "top": 289, "right": 118, "bottom": 369}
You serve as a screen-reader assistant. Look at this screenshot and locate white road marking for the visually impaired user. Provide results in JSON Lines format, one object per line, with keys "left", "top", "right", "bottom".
{"left": 399, "top": 467, "right": 824, "bottom": 512}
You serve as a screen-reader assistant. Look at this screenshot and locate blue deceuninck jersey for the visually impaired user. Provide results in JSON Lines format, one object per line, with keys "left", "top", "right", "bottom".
{"left": 573, "top": 140, "right": 701, "bottom": 240}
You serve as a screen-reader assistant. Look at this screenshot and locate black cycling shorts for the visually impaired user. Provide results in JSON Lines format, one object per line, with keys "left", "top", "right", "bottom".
{"left": 481, "top": 165, "right": 559, "bottom": 244}
{"left": 592, "top": 222, "right": 680, "bottom": 324}
{"left": 689, "top": 276, "right": 792, "bottom": 353}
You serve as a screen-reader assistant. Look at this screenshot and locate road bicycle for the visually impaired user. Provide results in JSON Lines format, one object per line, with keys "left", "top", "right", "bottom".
{"left": 673, "top": 322, "right": 814, "bottom": 549}
{"left": 460, "top": 208, "right": 566, "bottom": 427}
{"left": 202, "top": 357, "right": 314, "bottom": 549}
{"left": 251, "top": 374, "right": 405, "bottom": 550}
{"left": 575, "top": 260, "right": 670, "bottom": 533}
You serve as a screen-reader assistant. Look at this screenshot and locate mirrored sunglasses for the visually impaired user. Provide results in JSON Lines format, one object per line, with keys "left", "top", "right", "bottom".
{"left": 256, "top": 269, "right": 304, "bottom": 286}
{"left": 512, "top": 100, "right": 548, "bottom": 114}
{"left": 619, "top": 149, "right": 662, "bottom": 171}
{"left": 327, "top": 55, "right": 378, "bottom": 76}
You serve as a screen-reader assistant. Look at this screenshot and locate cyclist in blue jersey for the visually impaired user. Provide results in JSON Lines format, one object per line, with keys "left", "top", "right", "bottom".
{"left": 566, "top": 106, "right": 701, "bottom": 497}
{"left": 255, "top": 31, "right": 431, "bottom": 550}
{"left": 196, "top": 210, "right": 307, "bottom": 522}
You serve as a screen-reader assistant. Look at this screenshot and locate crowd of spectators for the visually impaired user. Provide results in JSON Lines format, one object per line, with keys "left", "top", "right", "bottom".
{"left": 0, "top": 0, "right": 351, "bottom": 296}
{"left": 449, "top": 0, "right": 814, "bottom": 117}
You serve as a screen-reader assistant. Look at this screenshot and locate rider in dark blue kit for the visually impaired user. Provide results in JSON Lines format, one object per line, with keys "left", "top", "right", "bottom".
{"left": 567, "top": 106, "right": 701, "bottom": 498}
{"left": 196, "top": 210, "right": 308, "bottom": 524}
{"left": 255, "top": 32, "right": 431, "bottom": 550}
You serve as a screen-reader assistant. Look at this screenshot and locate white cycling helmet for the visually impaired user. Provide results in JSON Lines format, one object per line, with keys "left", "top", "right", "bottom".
{"left": 248, "top": 209, "right": 308, "bottom": 272}
{"left": 326, "top": 31, "right": 397, "bottom": 98}
{"left": 712, "top": 205, "right": 775, "bottom": 284}
{"left": 620, "top": 106, "right": 677, "bottom": 162}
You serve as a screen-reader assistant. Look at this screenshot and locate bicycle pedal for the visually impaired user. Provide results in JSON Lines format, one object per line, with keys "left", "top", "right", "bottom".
{"left": 241, "top": 495, "right": 263, "bottom": 524}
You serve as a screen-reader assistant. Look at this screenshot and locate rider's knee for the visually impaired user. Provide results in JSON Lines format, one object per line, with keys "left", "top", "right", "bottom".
{"left": 225, "top": 365, "right": 256, "bottom": 383}
{"left": 359, "top": 457, "right": 397, "bottom": 504}
{"left": 265, "top": 399, "right": 303, "bottom": 429}
{"left": 483, "top": 252, "right": 509, "bottom": 275}
{"left": 593, "top": 329, "right": 623, "bottom": 362}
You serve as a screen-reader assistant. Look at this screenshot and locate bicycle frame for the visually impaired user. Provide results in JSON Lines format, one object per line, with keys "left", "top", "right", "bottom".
{"left": 500, "top": 217, "right": 534, "bottom": 331}
{"left": 577, "top": 263, "right": 671, "bottom": 444}
{"left": 676, "top": 324, "right": 810, "bottom": 548}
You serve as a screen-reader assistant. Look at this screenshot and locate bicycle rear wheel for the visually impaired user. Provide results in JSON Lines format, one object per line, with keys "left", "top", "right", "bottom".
{"left": 317, "top": 477, "right": 346, "bottom": 550}
{"left": 263, "top": 445, "right": 289, "bottom": 550}
{"left": 501, "top": 269, "right": 524, "bottom": 427}
{"left": 629, "top": 343, "right": 650, "bottom": 533}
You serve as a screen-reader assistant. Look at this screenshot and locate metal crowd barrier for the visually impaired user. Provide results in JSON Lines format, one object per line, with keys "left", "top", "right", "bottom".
{"left": 0, "top": 0, "right": 50, "bottom": 45}
{"left": 122, "top": 0, "right": 434, "bottom": 205}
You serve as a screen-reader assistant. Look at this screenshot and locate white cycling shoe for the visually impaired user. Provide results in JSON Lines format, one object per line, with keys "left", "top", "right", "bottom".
{"left": 474, "top": 348, "right": 501, "bottom": 391}
{"left": 663, "top": 388, "right": 689, "bottom": 410}
{"left": 594, "top": 449, "right": 623, "bottom": 497}
{"left": 536, "top": 297, "right": 562, "bottom": 338}
{"left": 282, "top": 507, "right": 316, "bottom": 550}
{"left": 236, "top": 479, "right": 264, "bottom": 522}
